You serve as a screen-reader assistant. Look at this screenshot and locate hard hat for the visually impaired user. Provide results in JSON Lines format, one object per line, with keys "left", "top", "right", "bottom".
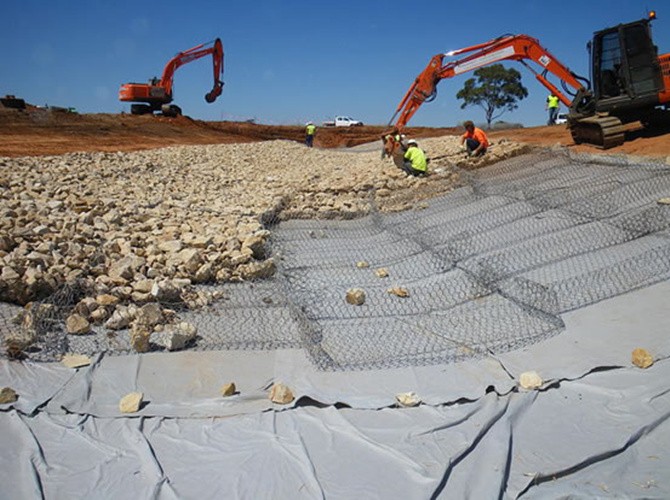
{"left": 407, "top": 139, "right": 418, "bottom": 145}
{"left": 306, "top": 121, "right": 313, "bottom": 125}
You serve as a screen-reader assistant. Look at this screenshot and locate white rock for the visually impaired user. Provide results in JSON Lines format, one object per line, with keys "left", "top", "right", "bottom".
{"left": 65, "top": 314, "right": 90, "bottom": 335}
{"left": 519, "top": 371, "right": 543, "bottom": 390}
{"left": 119, "top": 392, "right": 143, "bottom": 413}
{"left": 61, "top": 353, "right": 92, "bottom": 368}
{"left": 269, "top": 383, "right": 294, "bottom": 404}
{"left": 395, "top": 392, "right": 421, "bottom": 407}
{"left": 346, "top": 288, "right": 366, "bottom": 305}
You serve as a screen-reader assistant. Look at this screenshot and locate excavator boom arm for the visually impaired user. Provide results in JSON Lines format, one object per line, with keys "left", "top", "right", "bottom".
{"left": 159, "top": 38, "right": 225, "bottom": 101}
{"left": 390, "top": 34, "right": 586, "bottom": 132}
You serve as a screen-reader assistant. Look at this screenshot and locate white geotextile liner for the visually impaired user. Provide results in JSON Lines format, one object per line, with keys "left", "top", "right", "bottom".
{"left": 1, "top": 281, "right": 670, "bottom": 497}
{"left": 1, "top": 363, "right": 669, "bottom": 499}
{"left": 3, "top": 150, "right": 670, "bottom": 497}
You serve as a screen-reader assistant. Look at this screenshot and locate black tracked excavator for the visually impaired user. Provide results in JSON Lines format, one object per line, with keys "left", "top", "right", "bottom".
{"left": 384, "top": 11, "right": 670, "bottom": 152}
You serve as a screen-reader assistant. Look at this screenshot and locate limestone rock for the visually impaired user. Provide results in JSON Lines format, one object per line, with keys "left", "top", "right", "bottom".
{"left": 90, "top": 307, "right": 109, "bottom": 323}
{"left": 135, "top": 303, "right": 164, "bottom": 327}
{"left": 241, "top": 235, "right": 267, "bottom": 259}
{"left": 132, "top": 279, "right": 155, "bottom": 294}
{"left": 152, "top": 321, "right": 197, "bottom": 351}
{"left": 239, "top": 259, "right": 276, "bottom": 280}
{"left": 2, "top": 266, "right": 20, "bottom": 282}
{"left": 119, "top": 392, "right": 143, "bottom": 413}
{"left": 177, "top": 248, "right": 204, "bottom": 274}
{"left": 220, "top": 382, "right": 236, "bottom": 397}
{"left": 375, "top": 268, "right": 389, "bottom": 278}
{"left": 108, "top": 257, "right": 135, "bottom": 281}
{"left": 96, "top": 294, "right": 120, "bottom": 307}
{"left": 130, "top": 323, "right": 152, "bottom": 353}
{"left": 150, "top": 280, "right": 183, "bottom": 302}
{"left": 61, "top": 353, "right": 92, "bottom": 368}
{"left": 395, "top": 391, "right": 421, "bottom": 407}
{"left": 519, "top": 371, "right": 543, "bottom": 390}
{"left": 158, "top": 240, "right": 183, "bottom": 253}
{"left": 74, "top": 297, "right": 98, "bottom": 318}
{"left": 194, "top": 262, "right": 214, "bottom": 283}
{"left": 387, "top": 286, "right": 409, "bottom": 298}
{"left": 65, "top": 313, "right": 91, "bottom": 335}
{"left": 346, "top": 288, "right": 366, "bottom": 305}
{"left": 632, "top": 347, "right": 654, "bottom": 369}
{"left": 269, "top": 383, "right": 294, "bottom": 404}
{"left": 105, "top": 306, "right": 136, "bottom": 330}
{"left": 0, "top": 235, "right": 14, "bottom": 252}
{"left": 0, "top": 387, "right": 18, "bottom": 404}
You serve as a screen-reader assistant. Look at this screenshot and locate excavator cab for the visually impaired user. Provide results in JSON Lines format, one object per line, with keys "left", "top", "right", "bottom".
{"left": 591, "top": 17, "right": 665, "bottom": 116}
{"left": 569, "top": 13, "right": 670, "bottom": 148}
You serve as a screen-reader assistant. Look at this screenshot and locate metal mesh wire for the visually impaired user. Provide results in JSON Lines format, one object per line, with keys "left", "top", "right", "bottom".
{"left": 2, "top": 149, "right": 670, "bottom": 370}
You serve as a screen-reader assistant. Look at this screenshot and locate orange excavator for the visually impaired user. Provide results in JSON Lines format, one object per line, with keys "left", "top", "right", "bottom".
{"left": 384, "top": 12, "right": 670, "bottom": 157}
{"left": 119, "top": 38, "right": 224, "bottom": 117}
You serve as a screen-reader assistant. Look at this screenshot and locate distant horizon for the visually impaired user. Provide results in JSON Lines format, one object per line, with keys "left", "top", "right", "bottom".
{"left": 13, "top": 102, "right": 534, "bottom": 130}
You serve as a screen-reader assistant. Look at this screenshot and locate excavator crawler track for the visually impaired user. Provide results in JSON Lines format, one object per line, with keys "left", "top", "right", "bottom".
{"left": 569, "top": 116, "right": 625, "bottom": 149}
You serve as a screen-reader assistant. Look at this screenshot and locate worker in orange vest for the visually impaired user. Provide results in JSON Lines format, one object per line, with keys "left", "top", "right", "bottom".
{"left": 460, "top": 120, "right": 489, "bottom": 156}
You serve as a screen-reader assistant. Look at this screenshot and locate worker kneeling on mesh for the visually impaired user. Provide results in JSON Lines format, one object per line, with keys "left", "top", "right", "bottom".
{"left": 460, "top": 120, "right": 489, "bottom": 156}
{"left": 401, "top": 139, "right": 428, "bottom": 177}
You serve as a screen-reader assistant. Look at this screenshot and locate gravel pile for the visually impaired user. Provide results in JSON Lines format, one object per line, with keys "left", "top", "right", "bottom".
{"left": 0, "top": 135, "right": 528, "bottom": 354}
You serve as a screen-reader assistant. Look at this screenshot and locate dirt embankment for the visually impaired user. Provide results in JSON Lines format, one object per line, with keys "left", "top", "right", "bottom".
{"left": 1, "top": 106, "right": 670, "bottom": 158}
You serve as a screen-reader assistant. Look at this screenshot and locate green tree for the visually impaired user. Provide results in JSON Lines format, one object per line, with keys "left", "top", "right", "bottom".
{"left": 456, "top": 64, "right": 528, "bottom": 128}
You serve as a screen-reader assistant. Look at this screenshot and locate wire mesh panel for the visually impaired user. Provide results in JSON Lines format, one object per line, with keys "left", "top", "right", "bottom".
{"left": 458, "top": 220, "right": 636, "bottom": 283}
{"left": 3, "top": 149, "right": 670, "bottom": 370}
{"left": 311, "top": 294, "right": 563, "bottom": 371}
{"left": 609, "top": 204, "right": 670, "bottom": 237}
{"left": 285, "top": 268, "right": 491, "bottom": 321}
{"left": 440, "top": 209, "right": 592, "bottom": 262}
{"left": 561, "top": 175, "right": 670, "bottom": 220}
{"left": 469, "top": 153, "right": 574, "bottom": 189}
{"left": 402, "top": 200, "right": 543, "bottom": 249}
{"left": 277, "top": 229, "right": 425, "bottom": 269}
{"left": 499, "top": 234, "right": 670, "bottom": 315}
{"left": 282, "top": 251, "right": 451, "bottom": 291}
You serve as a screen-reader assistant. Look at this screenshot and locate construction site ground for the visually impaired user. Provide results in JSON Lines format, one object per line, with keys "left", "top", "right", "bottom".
{"left": 2, "top": 107, "right": 670, "bottom": 498}
{"left": 2, "top": 106, "right": 670, "bottom": 158}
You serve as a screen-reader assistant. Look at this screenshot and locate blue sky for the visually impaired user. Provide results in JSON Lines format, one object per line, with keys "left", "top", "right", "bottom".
{"left": 2, "top": 1, "right": 668, "bottom": 127}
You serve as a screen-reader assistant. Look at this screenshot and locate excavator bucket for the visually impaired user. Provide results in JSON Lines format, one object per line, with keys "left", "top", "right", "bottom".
{"left": 381, "top": 133, "right": 407, "bottom": 168}
{"left": 205, "top": 81, "right": 224, "bottom": 103}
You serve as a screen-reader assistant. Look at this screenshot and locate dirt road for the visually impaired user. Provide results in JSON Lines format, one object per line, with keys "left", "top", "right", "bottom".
{"left": 1, "top": 107, "right": 669, "bottom": 158}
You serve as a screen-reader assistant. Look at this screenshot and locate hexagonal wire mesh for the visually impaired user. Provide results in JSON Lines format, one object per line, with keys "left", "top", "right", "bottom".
{"left": 2, "top": 149, "right": 670, "bottom": 370}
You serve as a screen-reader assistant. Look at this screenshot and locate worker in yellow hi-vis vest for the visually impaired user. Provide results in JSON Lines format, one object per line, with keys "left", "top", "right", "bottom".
{"left": 546, "top": 94, "right": 560, "bottom": 125}
{"left": 401, "top": 139, "right": 428, "bottom": 177}
{"left": 305, "top": 122, "right": 316, "bottom": 147}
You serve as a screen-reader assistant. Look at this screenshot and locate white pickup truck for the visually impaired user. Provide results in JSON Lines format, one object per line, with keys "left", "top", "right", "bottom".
{"left": 322, "top": 116, "right": 364, "bottom": 127}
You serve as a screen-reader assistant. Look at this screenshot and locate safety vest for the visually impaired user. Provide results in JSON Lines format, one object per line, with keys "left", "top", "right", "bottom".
{"left": 547, "top": 95, "right": 559, "bottom": 108}
{"left": 403, "top": 146, "right": 427, "bottom": 172}
{"left": 306, "top": 124, "right": 316, "bottom": 135}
